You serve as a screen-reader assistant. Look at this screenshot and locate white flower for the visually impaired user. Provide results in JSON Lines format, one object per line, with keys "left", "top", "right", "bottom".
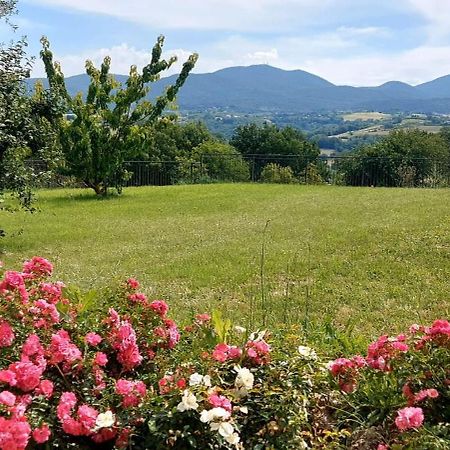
{"left": 234, "top": 366, "right": 254, "bottom": 390}
{"left": 226, "top": 432, "right": 240, "bottom": 445}
{"left": 238, "top": 406, "right": 248, "bottom": 414}
{"left": 209, "top": 421, "right": 240, "bottom": 445}
{"left": 249, "top": 329, "right": 267, "bottom": 342}
{"left": 298, "top": 345, "right": 317, "bottom": 360}
{"left": 189, "top": 373, "right": 203, "bottom": 386}
{"left": 189, "top": 373, "right": 212, "bottom": 387}
{"left": 199, "top": 407, "right": 231, "bottom": 423}
{"left": 234, "top": 326, "right": 246, "bottom": 334}
{"left": 177, "top": 390, "right": 199, "bottom": 412}
{"left": 95, "top": 411, "right": 115, "bottom": 429}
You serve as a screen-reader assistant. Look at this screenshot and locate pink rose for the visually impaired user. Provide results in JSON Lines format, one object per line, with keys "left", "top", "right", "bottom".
{"left": 395, "top": 407, "right": 424, "bottom": 431}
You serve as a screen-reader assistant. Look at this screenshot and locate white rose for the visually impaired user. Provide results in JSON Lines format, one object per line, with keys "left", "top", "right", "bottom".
{"left": 189, "top": 373, "right": 212, "bottom": 387}
{"left": 189, "top": 373, "right": 203, "bottom": 386}
{"left": 298, "top": 345, "right": 317, "bottom": 360}
{"left": 234, "top": 326, "right": 246, "bottom": 334}
{"left": 226, "top": 432, "right": 240, "bottom": 445}
{"left": 210, "top": 421, "right": 234, "bottom": 437}
{"left": 199, "top": 407, "right": 231, "bottom": 423}
{"left": 234, "top": 366, "right": 254, "bottom": 390}
{"left": 176, "top": 390, "right": 199, "bottom": 412}
{"left": 95, "top": 411, "right": 115, "bottom": 429}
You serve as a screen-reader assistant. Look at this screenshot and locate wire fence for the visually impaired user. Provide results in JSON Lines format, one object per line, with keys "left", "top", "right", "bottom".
{"left": 27, "top": 154, "right": 450, "bottom": 189}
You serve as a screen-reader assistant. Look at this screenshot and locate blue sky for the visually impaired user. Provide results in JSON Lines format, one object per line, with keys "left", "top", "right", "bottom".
{"left": 3, "top": 0, "right": 450, "bottom": 86}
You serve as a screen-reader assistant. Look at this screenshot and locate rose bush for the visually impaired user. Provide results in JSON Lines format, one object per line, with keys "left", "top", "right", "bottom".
{"left": 328, "top": 320, "right": 450, "bottom": 449}
{"left": 0, "top": 257, "right": 448, "bottom": 449}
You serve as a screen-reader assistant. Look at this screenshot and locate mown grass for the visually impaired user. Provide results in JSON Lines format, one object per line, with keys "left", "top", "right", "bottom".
{"left": 1, "top": 184, "right": 449, "bottom": 342}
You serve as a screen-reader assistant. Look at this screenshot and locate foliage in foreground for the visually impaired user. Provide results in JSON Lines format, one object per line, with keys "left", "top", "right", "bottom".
{"left": 0, "top": 258, "right": 448, "bottom": 449}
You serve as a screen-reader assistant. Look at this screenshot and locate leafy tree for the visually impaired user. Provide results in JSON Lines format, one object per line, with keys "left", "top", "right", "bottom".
{"left": 338, "top": 129, "right": 450, "bottom": 186}
{"left": 40, "top": 36, "right": 198, "bottom": 195}
{"left": 260, "top": 163, "right": 296, "bottom": 184}
{"left": 230, "top": 123, "right": 319, "bottom": 178}
{"left": 144, "top": 121, "right": 213, "bottom": 162}
{"left": 190, "top": 141, "right": 249, "bottom": 182}
{"left": 0, "top": 0, "right": 33, "bottom": 208}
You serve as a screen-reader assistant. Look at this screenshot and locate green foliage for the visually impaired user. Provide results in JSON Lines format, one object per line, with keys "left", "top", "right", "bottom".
{"left": 230, "top": 123, "right": 319, "bottom": 178}
{"left": 190, "top": 141, "right": 250, "bottom": 182}
{"left": 260, "top": 163, "right": 297, "bottom": 184}
{"left": 0, "top": 0, "right": 60, "bottom": 238}
{"left": 40, "top": 36, "right": 198, "bottom": 195}
{"left": 339, "top": 129, "right": 450, "bottom": 187}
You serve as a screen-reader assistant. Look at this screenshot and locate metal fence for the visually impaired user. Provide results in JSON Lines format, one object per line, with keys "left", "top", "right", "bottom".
{"left": 26, "top": 155, "right": 450, "bottom": 189}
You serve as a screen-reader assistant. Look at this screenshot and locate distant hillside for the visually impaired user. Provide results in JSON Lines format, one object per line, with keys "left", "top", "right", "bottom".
{"left": 27, "top": 64, "right": 450, "bottom": 114}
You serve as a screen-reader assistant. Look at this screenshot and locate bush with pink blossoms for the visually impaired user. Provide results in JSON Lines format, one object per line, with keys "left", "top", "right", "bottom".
{"left": 0, "top": 257, "right": 448, "bottom": 449}
{"left": 0, "top": 258, "right": 328, "bottom": 449}
{"left": 328, "top": 319, "right": 450, "bottom": 449}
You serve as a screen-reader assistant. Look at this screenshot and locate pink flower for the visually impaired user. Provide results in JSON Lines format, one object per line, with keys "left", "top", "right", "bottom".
{"left": 61, "top": 417, "right": 84, "bottom": 436}
{"left": 57, "top": 392, "right": 77, "bottom": 421}
{"left": 0, "top": 390, "right": 16, "bottom": 406}
{"left": 29, "top": 299, "right": 60, "bottom": 327}
{"left": 208, "top": 394, "right": 232, "bottom": 412}
{"left": 195, "top": 313, "right": 211, "bottom": 324}
{"left": 92, "top": 428, "right": 117, "bottom": 443}
{"left": 127, "top": 293, "right": 148, "bottom": 304}
{"left": 212, "top": 343, "right": 242, "bottom": 362}
{"left": 32, "top": 424, "right": 51, "bottom": 444}
{"left": 22, "top": 256, "right": 53, "bottom": 277}
{"left": 0, "top": 271, "right": 29, "bottom": 303}
{"left": 94, "top": 352, "right": 108, "bottom": 367}
{"left": 36, "top": 380, "right": 54, "bottom": 398}
{"left": 108, "top": 316, "right": 142, "bottom": 371}
{"left": 85, "top": 332, "right": 102, "bottom": 346}
{"left": 8, "top": 361, "right": 44, "bottom": 392}
{"left": 77, "top": 405, "right": 99, "bottom": 431}
{"left": 0, "top": 369, "right": 16, "bottom": 385}
{"left": 126, "top": 278, "right": 140, "bottom": 290}
{"left": 0, "top": 417, "right": 31, "bottom": 449}
{"left": 415, "top": 388, "right": 439, "bottom": 403}
{"left": 149, "top": 300, "right": 169, "bottom": 317}
{"left": 395, "top": 407, "right": 424, "bottom": 431}
{"left": 377, "top": 445, "right": 389, "bottom": 450}
{"left": 48, "top": 330, "right": 82, "bottom": 370}
{"left": 246, "top": 340, "right": 271, "bottom": 365}
{"left": 115, "top": 379, "right": 147, "bottom": 408}
{"left": 39, "top": 281, "right": 64, "bottom": 304}
{"left": 0, "top": 321, "right": 14, "bottom": 347}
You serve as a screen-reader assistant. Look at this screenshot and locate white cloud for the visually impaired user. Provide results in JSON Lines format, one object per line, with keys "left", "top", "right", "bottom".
{"left": 247, "top": 49, "right": 279, "bottom": 64}
{"left": 32, "top": 43, "right": 195, "bottom": 78}
{"left": 302, "top": 45, "right": 450, "bottom": 86}
{"left": 26, "top": 0, "right": 335, "bottom": 31}
{"left": 407, "top": 0, "right": 450, "bottom": 41}
{"left": 336, "top": 26, "right": 390, "bottom": 38}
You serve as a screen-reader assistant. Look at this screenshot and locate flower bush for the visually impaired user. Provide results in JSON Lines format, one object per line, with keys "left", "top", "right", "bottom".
{"left": 0, "top": 257, "right": 448, "bottom": 449}
{"left": 328, "top": 320, "right": 450, "bottom": 449}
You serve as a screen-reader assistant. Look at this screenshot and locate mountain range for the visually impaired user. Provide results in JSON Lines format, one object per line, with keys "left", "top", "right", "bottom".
{"left": 27, "top": 64, "right": 450, "bottom": 114}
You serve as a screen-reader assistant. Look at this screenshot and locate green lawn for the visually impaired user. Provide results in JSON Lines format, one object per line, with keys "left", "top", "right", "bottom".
{"left": 1, "top": 184, "right": 449, "bottom": 340}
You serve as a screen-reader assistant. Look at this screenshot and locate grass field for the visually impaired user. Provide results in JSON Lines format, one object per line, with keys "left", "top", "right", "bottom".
{"left": 1, "top": 184, "right": 449, "bottom": 341}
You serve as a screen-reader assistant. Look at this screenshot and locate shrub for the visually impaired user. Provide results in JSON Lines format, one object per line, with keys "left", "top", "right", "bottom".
{"left": 0, "top": 258, "right": 324, "bottom": 449}
{"left": 328, "top": 321, "right": 450, "bottom": 449}
{"left": 260, "top": 163, "right": 297, "bottom": 184}
{"left": 0, "top": 258, "right": 447, "bottom": 449}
